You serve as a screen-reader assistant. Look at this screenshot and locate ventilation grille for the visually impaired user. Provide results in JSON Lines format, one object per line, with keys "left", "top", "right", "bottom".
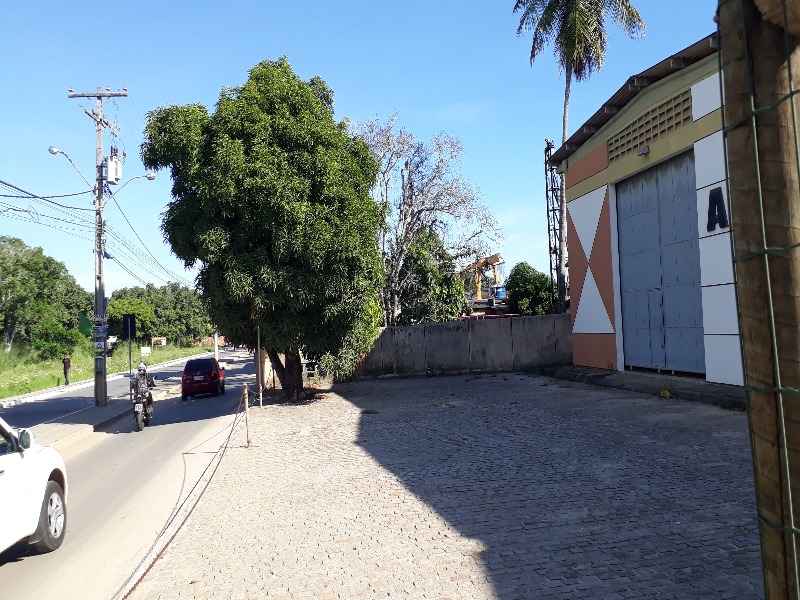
{"left": 607, "top": 90, "right": 692, "bottom": 162}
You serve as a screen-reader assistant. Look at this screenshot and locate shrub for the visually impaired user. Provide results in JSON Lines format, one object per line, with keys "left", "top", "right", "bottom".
{"left": 31, "top": 317, "right": 85, "bottom": 360}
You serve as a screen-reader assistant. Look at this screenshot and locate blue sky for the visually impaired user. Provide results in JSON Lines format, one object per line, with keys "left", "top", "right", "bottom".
{"left": 0, "top": 0, "right": 719, "bottom": 295}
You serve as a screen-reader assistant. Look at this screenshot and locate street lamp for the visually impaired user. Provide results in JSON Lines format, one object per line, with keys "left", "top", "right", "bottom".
{"left": 49, "top": 145, "right": 155, "bottom": 406}
{"left": 48, "top": 146, "right": 95, "bottom": 192}
{"left": 108, "top": 172, "right": 157, "bottom": 198}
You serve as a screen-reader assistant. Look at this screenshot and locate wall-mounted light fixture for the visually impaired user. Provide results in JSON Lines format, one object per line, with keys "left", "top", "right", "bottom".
{"left": 637, "top": 145, "right": 650, "bottom": 156}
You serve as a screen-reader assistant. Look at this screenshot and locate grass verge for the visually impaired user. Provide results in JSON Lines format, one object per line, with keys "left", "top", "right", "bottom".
{"left": 0, "top": 344, "right": 211, "bottom": 399}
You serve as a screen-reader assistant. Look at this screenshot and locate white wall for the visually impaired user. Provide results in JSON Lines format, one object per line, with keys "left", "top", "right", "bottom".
{"left": 692, "top": 74, "right": 743, "bottom": 386}
{"left": 692, "top": 72, "right": 723, "bottom": 121}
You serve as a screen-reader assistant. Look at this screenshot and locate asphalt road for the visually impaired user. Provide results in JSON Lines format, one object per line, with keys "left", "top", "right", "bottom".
{"left": 0, "top": 351, "right": 252, "bottom": 600}
{"left": 0, "top": 360, "right": 198, "bottom": 429}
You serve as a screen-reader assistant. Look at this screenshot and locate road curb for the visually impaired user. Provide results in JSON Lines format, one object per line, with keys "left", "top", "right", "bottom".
{"left": 48, "top": 384, "right": 182, "bottom": 452}
{"left": 530, "top": 365, "right": 747, "bottom": 411}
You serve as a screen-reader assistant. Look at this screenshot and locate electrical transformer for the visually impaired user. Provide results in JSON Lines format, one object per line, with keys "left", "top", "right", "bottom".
{"left": 106, "top": 155, "right": 122, "bottom": 185}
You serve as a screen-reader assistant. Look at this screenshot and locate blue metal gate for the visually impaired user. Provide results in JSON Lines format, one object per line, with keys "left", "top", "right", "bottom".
{"left": 616, "top": 152, "right": 705, "bottom": 373}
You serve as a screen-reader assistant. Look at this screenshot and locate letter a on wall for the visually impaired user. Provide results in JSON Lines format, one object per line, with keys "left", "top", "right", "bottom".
{"left": 707, "top": 186, "right": 729, "bottom": 232}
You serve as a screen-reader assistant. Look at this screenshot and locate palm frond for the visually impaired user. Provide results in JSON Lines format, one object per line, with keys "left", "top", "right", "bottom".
{"left": 604, "top": 0, "right": 646, "bottom": 38}
{"left": 514, "top": 0, "right": 644, "bottom": 76}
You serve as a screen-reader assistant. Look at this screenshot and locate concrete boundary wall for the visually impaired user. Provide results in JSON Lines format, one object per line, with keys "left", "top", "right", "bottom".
{"left": 355, "top": 314, "right": 572, "bottom": 378}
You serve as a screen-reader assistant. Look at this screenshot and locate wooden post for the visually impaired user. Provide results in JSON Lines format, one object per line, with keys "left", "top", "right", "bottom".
{"left": 720, "top": 1, "right": 800, "bottom": 596}
{"left": 257, "top": 325, "right": 263, "bottom": 408}
{"left": 243, "top": 385, "right": 251, "bottom": 448}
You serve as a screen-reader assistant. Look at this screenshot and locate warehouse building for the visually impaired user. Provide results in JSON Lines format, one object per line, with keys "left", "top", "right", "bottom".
{"left": 549, "top": 33, "right": 742, "bottom": 386}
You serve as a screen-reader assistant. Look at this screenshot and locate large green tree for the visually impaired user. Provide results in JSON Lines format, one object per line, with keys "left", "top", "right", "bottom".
{"left": 396, "top": 230, "right": 470, "bottom": 325}
{"left": 109, "top": 283, "right": 211, "bottom": 346}
{"left": 0, "top": 237, "right": 91, "bottom": 354}
{"left": 505, "top": 262, "right": 553, "bottom": 316}
{"left": 106, "top": 297, "right": 156, "bottom": 342}
{"left": 513, "top": 0, "right": 645, "bottom": 313}
{"left": 141, "top": 58, "right": 383, "bottom": 397}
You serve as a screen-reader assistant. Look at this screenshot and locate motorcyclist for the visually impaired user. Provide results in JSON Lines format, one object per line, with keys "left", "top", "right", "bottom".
{"left": 132, "top": 361, "right": 156, "bottom": 401}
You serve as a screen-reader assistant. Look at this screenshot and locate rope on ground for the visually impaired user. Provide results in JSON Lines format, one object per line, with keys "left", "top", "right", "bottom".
{"left": 114, "top": 391, "right": 249, "bottom": 600}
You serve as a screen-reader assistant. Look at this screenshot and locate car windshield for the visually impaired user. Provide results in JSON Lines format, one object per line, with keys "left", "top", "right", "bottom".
{"left": 186, "top": 359, "right": 213, "bottom": 371}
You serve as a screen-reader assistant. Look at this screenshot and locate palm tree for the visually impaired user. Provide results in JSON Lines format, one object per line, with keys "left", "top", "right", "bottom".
{"left": 514, "top": 0, "right": 645, "bottom": 312}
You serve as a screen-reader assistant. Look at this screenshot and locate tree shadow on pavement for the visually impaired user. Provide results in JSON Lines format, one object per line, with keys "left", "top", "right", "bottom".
{"left": 335, "top": 373, "right": 763, "bottom": 600}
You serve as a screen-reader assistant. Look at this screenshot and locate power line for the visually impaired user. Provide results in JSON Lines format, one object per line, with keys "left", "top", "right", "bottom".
{"left": 104, "top": 224, "right": 192, "bottom": 287}
{"left": 107, "top": 254, "right": 149, "bottom": 287}
{"left": 0, "top": 210, "right": 94, "bottom": 243}
{"left": 0, "top": 179, "right": 95, "bottom": 211}
{"left": 35, "top": 212, "right": 94, "bottom": 230}
{"left": 0, "top": 176, "right": 193, "bottom": 288}
{"left": 105, "top": 240, "right": 175, "bottom": 286}
{"left": 0, "top": 202, "right": 36, "bottom": 216}
{"left": 0, "top": 190, "right": 92, "bottom": 200}
{"left": 106, "top": 190, "right": 192, "bottom": 285}
{"left": 0, "top": 182, "right": 98, "bottom": 237}
{"left": 111, "top": 97, "right": 175, "bottom": 201}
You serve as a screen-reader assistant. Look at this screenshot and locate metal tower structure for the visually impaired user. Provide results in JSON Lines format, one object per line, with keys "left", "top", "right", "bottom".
{"left": 544, "top": 140, "right": 563, "bottom": 312}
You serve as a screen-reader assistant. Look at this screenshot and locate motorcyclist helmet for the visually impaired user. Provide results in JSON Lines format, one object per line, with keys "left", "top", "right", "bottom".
{"left": 137, "top": 361, "right": 147, "bottom": 372}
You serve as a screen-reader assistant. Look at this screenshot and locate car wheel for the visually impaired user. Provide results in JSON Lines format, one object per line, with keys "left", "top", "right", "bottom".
{"left": 135, "top": 412, "right": 144, "bottom": 431}
{"left": 213, "top": 381, "right": 221, "bottom": 397}
{"left": 181, "top": 392, "right": 187, "bottom": 401}
{"left": 221, "top": 381, "right": 226, "bottom": 394}
{"left": 32, "top": 481, "right": 66, "bottom": 553}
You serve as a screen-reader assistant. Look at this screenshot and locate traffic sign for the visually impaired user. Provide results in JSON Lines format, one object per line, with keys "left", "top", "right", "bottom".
{"left": 93, "top": 325, "right": 109, "bottom": 334}
{"left": 94, "top": 342, "right": 105, "bottom": 350}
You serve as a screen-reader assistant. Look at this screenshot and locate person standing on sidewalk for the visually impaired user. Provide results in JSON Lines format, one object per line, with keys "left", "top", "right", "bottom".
{"left": 61, "top": 354, "right": 71, "bottom": 385}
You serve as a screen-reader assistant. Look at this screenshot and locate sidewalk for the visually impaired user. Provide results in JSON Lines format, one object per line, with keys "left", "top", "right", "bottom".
{"left": 15, "top": 360, "right": 748, "bottom": 453}
{"left": 124, "top": 370, "right": 761, "bottom": 599}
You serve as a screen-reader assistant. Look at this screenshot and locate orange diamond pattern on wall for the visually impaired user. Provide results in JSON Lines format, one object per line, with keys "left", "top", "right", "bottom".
{"left": 567, "top": 187, "right": 614, "bottom": 334}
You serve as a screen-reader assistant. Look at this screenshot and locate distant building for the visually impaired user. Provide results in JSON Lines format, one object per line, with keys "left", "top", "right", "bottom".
{"left": 550, "top": 33, "right": 742, "bottom": 386}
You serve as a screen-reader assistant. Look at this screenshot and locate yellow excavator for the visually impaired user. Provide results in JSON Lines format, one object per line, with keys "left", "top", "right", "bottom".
{"left": 461, "top": 253, "right": 503, "bottom": 301}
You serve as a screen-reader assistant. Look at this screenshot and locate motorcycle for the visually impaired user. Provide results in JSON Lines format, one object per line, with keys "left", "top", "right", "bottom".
{"left": 131, "top": 371, "right": 156, "bottom": 431}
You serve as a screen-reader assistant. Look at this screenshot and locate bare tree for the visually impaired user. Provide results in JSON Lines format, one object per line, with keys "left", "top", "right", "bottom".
{"left": 357, "top": 116, "right": 501, "bottom": 326}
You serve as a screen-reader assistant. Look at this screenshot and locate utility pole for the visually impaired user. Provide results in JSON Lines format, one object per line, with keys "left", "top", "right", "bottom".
{"left": 719, "top": 1, "right": 800, "bottom": 596}
{"left": 544, "top": 140, "right": 561, "bottom": 313}
{"left": 68, "top": 87, "right": 128, "bottom": 406}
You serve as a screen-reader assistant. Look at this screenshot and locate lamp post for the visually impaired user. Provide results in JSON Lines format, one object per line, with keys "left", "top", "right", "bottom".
{"left": 49, "top": 145, "right": 154, "bottom": 406}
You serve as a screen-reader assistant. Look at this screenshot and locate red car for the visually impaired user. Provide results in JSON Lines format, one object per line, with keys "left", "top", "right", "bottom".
{"left": 181, "top": 357, "right": 226, "bottom": 401}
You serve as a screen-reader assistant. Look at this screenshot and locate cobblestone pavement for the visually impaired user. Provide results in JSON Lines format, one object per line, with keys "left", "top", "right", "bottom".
{"left": 127, "top": 373, "right": 762, "bottom": 599}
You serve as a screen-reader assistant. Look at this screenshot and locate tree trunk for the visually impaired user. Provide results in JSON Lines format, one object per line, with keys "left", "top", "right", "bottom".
{"left": 284, "top": 350, "right": 303, "bottom": 401}
{"left": 266, "top": 348, "right": 304, "bottom": 401}
{"left": 266, "top": 348, "right": 285, "bottom": 391}
{"left": 557, "top": 63, "right": 573, "bottom": 314}
{"left": 3, "top": 317, "right": 17, "bottom": 354}
{"left": 720, "top": 2, "right": 800, "bottom": 597}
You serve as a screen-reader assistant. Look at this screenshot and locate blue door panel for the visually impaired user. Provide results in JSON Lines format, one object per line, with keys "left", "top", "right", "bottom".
{"left": 616, "top": 151, "right": 705, "bottom": 373}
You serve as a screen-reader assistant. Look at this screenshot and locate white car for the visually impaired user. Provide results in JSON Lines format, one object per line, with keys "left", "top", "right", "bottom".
{"left": 0, "top": 416, "right": 68, "bottom": 554}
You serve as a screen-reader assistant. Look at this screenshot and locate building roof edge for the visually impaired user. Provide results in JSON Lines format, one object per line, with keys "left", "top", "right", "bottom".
{"left": 549, "top": 33, "right": 718, "bottom": 168}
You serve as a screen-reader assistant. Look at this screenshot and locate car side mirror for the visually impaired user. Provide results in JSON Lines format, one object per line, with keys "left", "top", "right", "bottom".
{"left": 18, "top": 429, "right": 34, "bottom": 450}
